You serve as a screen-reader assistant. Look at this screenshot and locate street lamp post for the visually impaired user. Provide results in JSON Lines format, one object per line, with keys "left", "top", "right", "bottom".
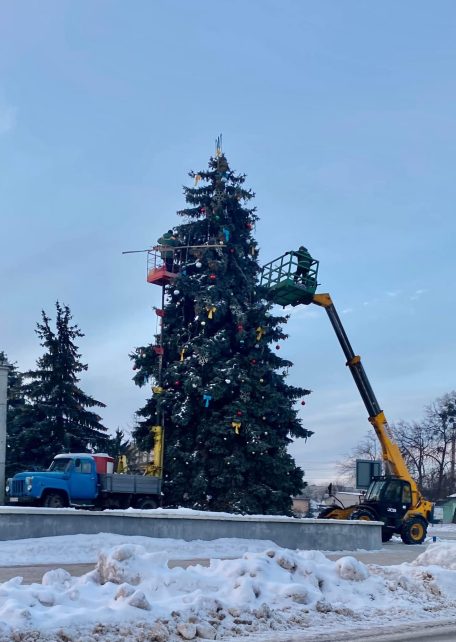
{"left": 0, "top": 357, "right": 10, "bottom": 505}
{"left": 451, "top": 416, "right": 456, "bottom": 494}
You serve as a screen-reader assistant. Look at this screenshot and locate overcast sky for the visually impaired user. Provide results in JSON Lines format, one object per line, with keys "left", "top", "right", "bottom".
{"left": 2, "top": 1, "right": 456, "bottom": 483}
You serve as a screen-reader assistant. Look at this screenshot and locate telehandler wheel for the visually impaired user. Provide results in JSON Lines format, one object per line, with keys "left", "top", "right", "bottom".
{"left": 349, "top": 508, "right": 377, "bottom": 521}
{"left": 43, "top": 492, "right": 66, "bottom": 508}
{"left": 400, "top": 517, "right": 427, "bottom": 545}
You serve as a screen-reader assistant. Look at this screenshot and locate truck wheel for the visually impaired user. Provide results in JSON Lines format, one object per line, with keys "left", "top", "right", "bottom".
{"left": 136, "top": 497, "right": 157, "bottom": 510}
{"left": 400, "top": 517, "right": 427, "bottom": 545}
{"left": 43, "top": 492, "right": 66, "bottom": 508}
{"left": 350, "top": 508, "right": 377, "bottom": 521}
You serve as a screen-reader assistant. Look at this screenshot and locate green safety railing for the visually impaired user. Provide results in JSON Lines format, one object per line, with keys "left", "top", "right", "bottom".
{"left": 260, "top": 251, "right": 319, "bottom": 307}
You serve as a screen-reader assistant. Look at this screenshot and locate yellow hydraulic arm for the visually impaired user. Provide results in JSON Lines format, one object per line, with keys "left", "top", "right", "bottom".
{"left": 312, "top": 293, "right": 428, "bottom": 512}
{"left": 145, "top": 425, "right": 164, "bottom": 477}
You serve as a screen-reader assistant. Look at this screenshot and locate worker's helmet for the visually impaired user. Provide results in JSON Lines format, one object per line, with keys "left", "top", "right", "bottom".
{"left": 299, "top": 246, "right": 308, "bottom": 252}
{"left": 167, "top": 229, "right": 173, "bottom": 234}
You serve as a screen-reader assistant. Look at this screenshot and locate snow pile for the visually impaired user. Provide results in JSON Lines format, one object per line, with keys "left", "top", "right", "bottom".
{"left": 1, "top": 543, "right": 456, "bottom": 641}
{"left": 0, "top": 533, "right": 276, "bottom": 566}
{"left": 414, "top": 541, "right": 456, "bottom": 569}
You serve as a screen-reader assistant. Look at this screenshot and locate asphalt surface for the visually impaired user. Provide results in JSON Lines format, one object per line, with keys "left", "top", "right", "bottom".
{"left": 254, "top": 620, "right": 456, "bottom": 642}
{"left": 0, "top": 557, "right": 212, "bottom": 583}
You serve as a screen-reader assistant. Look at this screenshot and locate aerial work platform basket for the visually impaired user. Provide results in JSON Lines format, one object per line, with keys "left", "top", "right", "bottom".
{"left": 146, "top": 249, "right": 178, "bottom": 286}
{"left": 260, "top": 251, "right": 319, "bottom": 306}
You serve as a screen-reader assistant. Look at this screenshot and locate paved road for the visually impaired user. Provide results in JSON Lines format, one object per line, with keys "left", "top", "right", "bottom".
{"left": 254, "top": 620, "right": 456, "bottom": 641}
{"left": 0, "top": 557, "right": 213, "bottom": 583}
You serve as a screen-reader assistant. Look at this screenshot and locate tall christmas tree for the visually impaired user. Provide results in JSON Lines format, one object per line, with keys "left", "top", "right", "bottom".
{"left": 132, "top": 146, "right": 312, "bottom": 515}
{"left": 13, "top": 302, "right": 109, "bottom": 468}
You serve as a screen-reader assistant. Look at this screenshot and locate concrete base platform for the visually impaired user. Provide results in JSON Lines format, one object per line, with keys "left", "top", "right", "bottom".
{"left": 0, "top": 507, "right": 382, "bottom": 550}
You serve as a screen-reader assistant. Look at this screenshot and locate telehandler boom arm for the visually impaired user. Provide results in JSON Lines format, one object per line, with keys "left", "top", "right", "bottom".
{"left": 312, "top": 293, "right": 422, "bottom": 508}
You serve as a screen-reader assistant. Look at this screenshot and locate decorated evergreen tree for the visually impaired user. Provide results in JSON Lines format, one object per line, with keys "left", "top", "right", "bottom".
{"left": 132, "top": 148, "right": 312, "bottom": 514}
{"left": 12, "top": 303, "right": 108, "bottom": 469}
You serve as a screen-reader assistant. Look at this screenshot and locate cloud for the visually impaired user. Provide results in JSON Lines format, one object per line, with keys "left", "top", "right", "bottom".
{"left": 386, "top": 290, "right": 400, "bottom": 297}
{"left": 281, "top": 305, "right": 319, "bottom": 320}
{"left": 410, "top": 288, "right": 427, "bottom": 301}
{"left": 0, "top": 101, "right": 16, "bottom": 135}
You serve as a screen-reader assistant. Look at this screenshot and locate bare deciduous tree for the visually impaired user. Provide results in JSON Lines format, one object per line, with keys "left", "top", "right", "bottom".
{"left": 336, "top": 392, "right": 456, "bottom": 500}
{"left": 336, "top": 431, "right": 380, "bottom": 485}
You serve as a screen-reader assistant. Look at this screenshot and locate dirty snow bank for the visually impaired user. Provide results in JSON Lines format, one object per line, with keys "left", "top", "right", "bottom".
{"left": 1, "top": 543, "right": 456, "bottom": 641}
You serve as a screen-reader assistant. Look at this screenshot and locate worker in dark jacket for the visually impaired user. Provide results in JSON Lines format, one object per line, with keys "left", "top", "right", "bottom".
{"left": 157, "top": 230, "right": 179, "bottom": 271}
{"left": 293, "top": 246, "right": 313, "bottom": 283}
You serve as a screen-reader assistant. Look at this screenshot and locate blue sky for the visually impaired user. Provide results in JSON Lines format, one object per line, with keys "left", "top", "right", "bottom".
{"left": 1, "top": 1, "right": 456, "bottom": 482}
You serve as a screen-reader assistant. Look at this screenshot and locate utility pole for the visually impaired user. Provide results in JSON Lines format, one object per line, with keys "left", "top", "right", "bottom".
{"left": 451, "top": 416, "right": 456, "bottom": 494}
{"left": 0, "top": 357, "right": 9, "bottom": 505}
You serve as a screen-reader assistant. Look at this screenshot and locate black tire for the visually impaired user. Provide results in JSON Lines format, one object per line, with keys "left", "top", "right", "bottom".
{"left": 400, "top": 517, "right": 427, "bottom": 545}
{"left": 136, "top": 497, "right": 158, "bottom": 510}
{"left": 102, "top": 496, "right": 122, "bottom": 510}
{"left": 350, "top": 508, "right": 377, "bottom": 521}
{"left": 382, "top": 529, "right": 394, "bottom": 542}
{"left": 43, "top": 492, "right": 66, "bottom": 508}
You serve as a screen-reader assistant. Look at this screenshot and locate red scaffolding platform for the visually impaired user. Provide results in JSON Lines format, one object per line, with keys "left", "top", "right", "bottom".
{"left": 147, "top": 250, "right": 178, "bottom": 286}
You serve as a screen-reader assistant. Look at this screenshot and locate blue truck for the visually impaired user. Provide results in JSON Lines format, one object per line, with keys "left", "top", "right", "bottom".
{"left": 6, "top": 453, "right": 161, "bottom": 510}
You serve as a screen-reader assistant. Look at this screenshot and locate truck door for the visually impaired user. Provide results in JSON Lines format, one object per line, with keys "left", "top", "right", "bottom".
{"left": 68, "top": 458, "right": 97, "bottom": 500}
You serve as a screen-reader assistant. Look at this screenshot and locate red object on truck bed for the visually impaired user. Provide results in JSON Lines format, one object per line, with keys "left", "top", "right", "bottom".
{"left": 92, "top": 454, "right": 115, "bottom": 474}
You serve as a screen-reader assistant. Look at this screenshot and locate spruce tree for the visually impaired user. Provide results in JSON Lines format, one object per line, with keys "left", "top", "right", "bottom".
{"left": 14, "top": 303, "right": 108, "bottom": 468}
{"left": 108, "top": 428, "right": 130, "bottom": 463}
{"left": 0, "top": 352, "right": 28, "bottom": 476}
{"left": 132, "top": 151, "right": 312, "bottom": 515}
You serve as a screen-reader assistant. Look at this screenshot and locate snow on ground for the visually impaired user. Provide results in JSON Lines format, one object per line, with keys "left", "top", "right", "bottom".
{"left": 0, "top": 534, "right": 275, "bottom": 567}
{"left": 0, "top": 538, "right": 456, "bottom": 641}
{"left": 429, "top": 523, "right": 456, "bottom": 535}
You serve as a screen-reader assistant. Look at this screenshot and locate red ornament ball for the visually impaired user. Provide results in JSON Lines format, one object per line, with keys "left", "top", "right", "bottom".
{"left": 175, "top": 381, "right": 181, "bottom": 386}
{"left": 276, "top": 345, "right": 281, "bottom": 350}
{"left": 251, "top": 359, "right": 256, "bottom": 364}
{"left": 237, "top": 410, "right": 242, "bottom": 416}
{"left": 132, "top": 365, "right": 138, "bottom": 370}
{"left": 246, "top": 222, "right": 253, "bottom": 230}
{"left": 301, "top": 400, "right": 306, "bottom": 406}
{"left": 237, "top": 323, "right": 244, "bottom": 332}
{"left": 209, "top": 274, "right": 216, "bottom": 280}
{"left": 230, "top": 248, "right": 235, "bottom": 253}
